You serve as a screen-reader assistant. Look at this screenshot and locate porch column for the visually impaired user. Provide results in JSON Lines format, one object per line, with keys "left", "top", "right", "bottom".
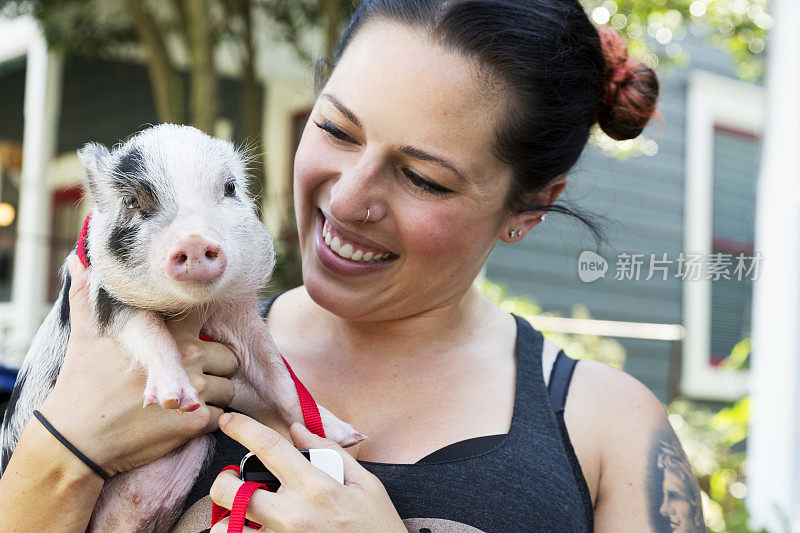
{"left": 9, "top": 29, "right": 62, "bottom": 360}
{"left": 747, "top": 0, "right": 800, "bottom": 529}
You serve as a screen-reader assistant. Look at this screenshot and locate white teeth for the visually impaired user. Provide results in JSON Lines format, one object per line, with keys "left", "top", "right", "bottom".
{"left": 338, "top": 243, "right": 353, "bottom": 259}
{"left": 321, "top": 220, "right": 391, "bottom": 263}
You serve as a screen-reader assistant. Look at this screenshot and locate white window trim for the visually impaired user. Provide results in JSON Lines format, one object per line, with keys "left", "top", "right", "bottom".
{"left": 681, "top": 70, "right": 764, "bottom": 401}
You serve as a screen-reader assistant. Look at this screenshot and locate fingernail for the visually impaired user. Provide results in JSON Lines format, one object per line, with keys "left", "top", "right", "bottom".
{"left": 219, "top": 412, "right": 232, "bottom": 426}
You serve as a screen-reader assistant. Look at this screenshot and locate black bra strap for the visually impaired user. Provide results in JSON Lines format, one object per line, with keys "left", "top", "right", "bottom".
{"left": 547, "top": 350, "right": 578, "bottom": 415}
{"left": 258, "top": 290, "right": 288, "bottom": 319}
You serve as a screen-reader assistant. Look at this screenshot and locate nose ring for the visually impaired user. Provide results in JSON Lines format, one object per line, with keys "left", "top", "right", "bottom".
{"left": 360, "top": 208, "right": 370, "bottom": 224}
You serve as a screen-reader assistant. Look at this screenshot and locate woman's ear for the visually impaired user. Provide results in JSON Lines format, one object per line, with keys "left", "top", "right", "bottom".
{"left": 498, "top": 174, "right": 567, "bottom": 243}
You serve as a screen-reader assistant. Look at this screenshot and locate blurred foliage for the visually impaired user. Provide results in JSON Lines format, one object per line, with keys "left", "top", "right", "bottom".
{"left": 477, "top": 278, "right": 627, "bottom": 370}
{"left": 580, "top": 0, "right": 770, "bottom": 159}
{"left": 479, "top": 278, "right": 758, "bottom": 532}
{"left": 580, "top": 0, "right": 770, "bottom": 82}
{"left": 669, "top": 396, "right": 758, "bottom": 531}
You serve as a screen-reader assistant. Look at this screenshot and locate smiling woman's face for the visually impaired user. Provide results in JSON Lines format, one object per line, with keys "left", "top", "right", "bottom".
{"left": 293, "top": 20, "right": 516, "bottom": 320}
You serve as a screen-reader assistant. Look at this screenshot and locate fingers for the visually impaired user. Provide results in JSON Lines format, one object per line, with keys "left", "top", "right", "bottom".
{"left": 177, "top": 340, "right": 238, "bottom": 378}
{"left": 65, "top": 254, "right": 92, "bottom": 335}
{"left": 203, "top": 406, "right": 225, "bottom": 433}
{"left": 219, "top": 412, "right": 314, "bottom": 486}
{"left": 193, "top": 374, "right": 235, "bottom": 409}
{"left": 209, "top": 468, "right": 283, "bottom": 530}
{"left": 200, "top": 342, "right": 239, "bottom": 378}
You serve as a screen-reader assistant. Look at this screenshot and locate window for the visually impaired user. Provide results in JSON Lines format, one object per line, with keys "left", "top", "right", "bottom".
{"left": 709, "top": 126, "right": 760, "bottom": 368}
{"left": 682, "top": 70, "right": 763, "bottom": 400}
{"left": 48, "top": 186, "right": 84, "bottom": 302}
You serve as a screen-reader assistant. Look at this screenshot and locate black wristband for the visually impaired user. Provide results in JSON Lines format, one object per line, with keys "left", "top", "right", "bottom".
{"left": 32, "top": 409, "right": 110, "bottom": 480}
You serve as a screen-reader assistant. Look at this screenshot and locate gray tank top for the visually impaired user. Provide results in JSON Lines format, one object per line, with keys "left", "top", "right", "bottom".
{"left": 178, "top": 292, "right": 593, "bottom": 532}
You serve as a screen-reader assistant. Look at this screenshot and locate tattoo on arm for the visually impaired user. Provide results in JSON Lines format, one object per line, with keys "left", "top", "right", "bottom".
{"left": 647, "top": 424, "right": 705, "bottom": 532}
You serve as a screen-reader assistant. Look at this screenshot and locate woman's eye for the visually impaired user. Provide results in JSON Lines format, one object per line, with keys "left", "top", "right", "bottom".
{"left": 403, "top": 169, "right": 452, "bottom": 197}
{"left": 314, "top": 119, "right": 353, "bottom": 143}
{"left": 122, "top": 195, "right": 139, "bottom": 209}
{"left": 224, "top": 180, "right": 236, "bottom": 197}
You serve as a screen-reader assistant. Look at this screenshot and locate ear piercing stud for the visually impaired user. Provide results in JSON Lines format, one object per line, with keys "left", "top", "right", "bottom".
{"left": 508, "top": 213, "right": 547, "bottom": 239}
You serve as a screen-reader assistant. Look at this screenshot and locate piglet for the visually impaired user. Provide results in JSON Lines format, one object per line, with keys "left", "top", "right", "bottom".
{"left": 0, "top": 124, "right": 364, "bottom": 532}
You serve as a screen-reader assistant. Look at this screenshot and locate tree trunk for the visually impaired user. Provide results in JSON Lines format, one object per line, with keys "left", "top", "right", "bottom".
{"left": 321, "top": 0, "right": 341, "bottom": 64}
{"left": 178, "top": 0, "right": 221, "bottom": 133}
{"left": 123, "top": 0, "right": 184, "bottom": 124}
{"left": 239, "top": 0, "right": 264, "bottom": 207}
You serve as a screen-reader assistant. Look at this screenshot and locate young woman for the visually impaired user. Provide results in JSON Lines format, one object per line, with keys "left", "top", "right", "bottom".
{"left": 0, "top": 1, "right": 704, "bottom": 531}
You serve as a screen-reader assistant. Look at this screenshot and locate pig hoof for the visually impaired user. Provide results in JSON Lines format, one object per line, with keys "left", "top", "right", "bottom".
{"left": 142, "top": 392, "right": 159, "bottom": 408}
{"left": 177, "top": 390, "right": 202, "bottom": 412}
{"left": 143, "top": 375, "right": 200, "bottom": 412}
{"left": 317, "top": 405, "right": 368, "bottom": 448}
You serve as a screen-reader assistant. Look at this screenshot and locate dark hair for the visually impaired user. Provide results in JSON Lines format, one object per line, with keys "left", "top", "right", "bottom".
{"left": 315, "top": 0, "right": 660, "bottom": 246}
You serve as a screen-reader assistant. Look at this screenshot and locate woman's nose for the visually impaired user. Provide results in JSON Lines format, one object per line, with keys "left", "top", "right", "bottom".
{"left": 328, "top": 159, "right": 384, "bottom": 223}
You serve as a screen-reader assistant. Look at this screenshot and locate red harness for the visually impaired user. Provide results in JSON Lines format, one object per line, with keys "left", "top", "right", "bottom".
{"left": 76, "top": 212, "right": 326, "bottom": 531}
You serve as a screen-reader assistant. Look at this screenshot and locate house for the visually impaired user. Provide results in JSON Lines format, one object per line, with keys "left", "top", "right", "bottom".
{"left": 0, "top": 15, "right": 761, "bottom": 409}
{"left": 489, "top": 28, "right": 760, "bottom": 405}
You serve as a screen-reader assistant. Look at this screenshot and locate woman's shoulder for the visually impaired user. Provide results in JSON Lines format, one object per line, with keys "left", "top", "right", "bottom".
{"left": 562, "top": 352, "right": 675, "bottom": 509}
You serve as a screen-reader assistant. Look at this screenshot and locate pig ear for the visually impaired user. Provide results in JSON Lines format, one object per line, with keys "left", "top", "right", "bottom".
{"left": 78, "top": 142, "right": 112, "bottom": 210}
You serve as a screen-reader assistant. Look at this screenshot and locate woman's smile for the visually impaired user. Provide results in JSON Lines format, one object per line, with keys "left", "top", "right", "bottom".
{"left": 314, "top": 209, "right": 398, "bottom": 276}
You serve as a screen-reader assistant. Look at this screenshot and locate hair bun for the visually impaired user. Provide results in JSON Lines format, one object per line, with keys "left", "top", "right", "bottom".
{"left": 595, "top": 26, "right": 660, "bottom": 141}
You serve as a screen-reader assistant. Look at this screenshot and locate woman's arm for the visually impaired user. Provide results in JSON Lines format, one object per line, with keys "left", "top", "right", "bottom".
{"left": 569, "top": 361, "right": 705, "bottom": 532}
{"left": 0, "top": 256, "right": 238, "bottom": 531}
{"left": 0, "top": 415, "right": 105, "bottom": 532}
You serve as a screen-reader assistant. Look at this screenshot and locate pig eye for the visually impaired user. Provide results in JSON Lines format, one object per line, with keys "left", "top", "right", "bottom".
{"left": 122, "top": 195, "right": 139, "bottom": 210}
{"left": 224, "top": 180, "right": 236, "bottom": 197}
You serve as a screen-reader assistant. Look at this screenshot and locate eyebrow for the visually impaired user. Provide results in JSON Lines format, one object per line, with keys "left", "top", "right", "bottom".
{"left": 397, "top": 145, "right": 468, "bottom": 183}
{"left": 322, "top": 93, "right": 362, "bottom": 130}
{"left": 320, "top": 92, "right": 469, "bottom": 184}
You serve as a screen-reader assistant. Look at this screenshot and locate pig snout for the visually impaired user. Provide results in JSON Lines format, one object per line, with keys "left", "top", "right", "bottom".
{"left": 167, "top": 235, "right": 227, "bottom": 281}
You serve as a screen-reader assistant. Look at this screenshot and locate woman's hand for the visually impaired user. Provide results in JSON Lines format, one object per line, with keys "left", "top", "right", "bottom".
{"left": 209, "top": 413, "right": 407, "bottom": 532}
{"left": 37, "top": 254, "right": 239, "bottom": 477}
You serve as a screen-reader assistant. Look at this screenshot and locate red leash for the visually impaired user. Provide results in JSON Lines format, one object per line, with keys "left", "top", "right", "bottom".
{"left": 202, "top": 335, "right": 327, "bottom": 531}
{"left": 77, "top": 213, "right": 324, "bottom": 532}
{"left": 76, "top": 211, "right": 92, "bottom": 268}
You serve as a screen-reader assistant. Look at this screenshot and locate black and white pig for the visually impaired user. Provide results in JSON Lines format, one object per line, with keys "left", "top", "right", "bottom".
{"left": 0, "top": 124, "right": 364, "bottom": 532}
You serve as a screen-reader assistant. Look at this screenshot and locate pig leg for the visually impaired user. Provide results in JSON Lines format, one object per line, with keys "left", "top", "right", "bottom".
{"left": 112, "top": 308, "right": 201, "bottom": 412}
{"left": 203, "top": 303, "right": 366, "bottom": 447}
{"left": 89, "top": 435, "right": 211, "bottom": 533}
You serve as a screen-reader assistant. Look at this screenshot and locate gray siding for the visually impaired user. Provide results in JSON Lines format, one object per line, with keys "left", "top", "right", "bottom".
{"left": 57, "top": 58, "right": 263, "bottom": 153}
{"left": 485, "top": 32, "right": 757, "bottom": 402}
{"left": 0, "top": 56, "right": 26, "bottom": 143}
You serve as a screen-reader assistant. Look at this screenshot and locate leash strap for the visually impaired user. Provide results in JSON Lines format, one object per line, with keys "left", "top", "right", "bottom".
{"left": 197, "top": 334, "right": 326, "bottom": 439}
{"left": 200, "top": 335, "right": 327, "bottom": 532}
{"left": 210, "top": 465, "right": 265, "bottom": 531}
{"left": 229, "top": 481, "right": 267, "bottom": 531}
{"left": 279, "top": 354, "right": 325, "bottom": 439}
{"left": 77, "top": 212, "right": 91, "bottom": 268}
